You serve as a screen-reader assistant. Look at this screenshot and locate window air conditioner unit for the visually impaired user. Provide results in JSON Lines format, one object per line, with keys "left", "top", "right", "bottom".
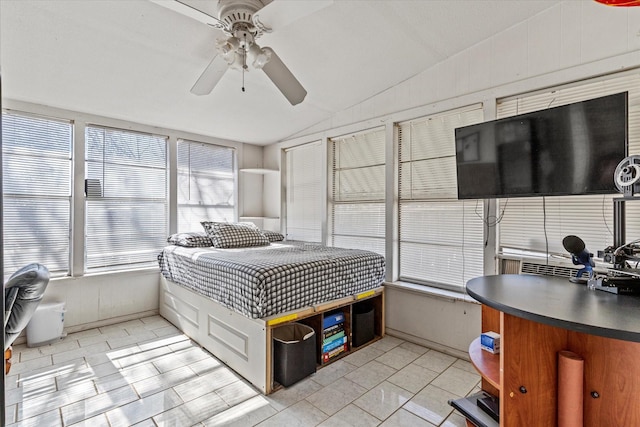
{"left": 499, "top": 256, "right": 581, "bottom": 279}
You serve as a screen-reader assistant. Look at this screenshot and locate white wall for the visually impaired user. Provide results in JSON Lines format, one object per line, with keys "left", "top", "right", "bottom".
{"left": 265, "top": 1, "right": 640, "bottom": 356}
{"left": 44, "top": 270, "right": 160, "bottom": 333}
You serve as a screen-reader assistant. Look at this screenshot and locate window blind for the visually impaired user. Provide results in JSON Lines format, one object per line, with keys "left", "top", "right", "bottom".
{"left": 329, "top": 128, "right": 385, "bottom": 255}
{"left": 2, "top": 112, "right": 72, "bottom": 278}
{"left": 85, "top": 126, "right": 167, "bottom": 271}
{"left": 398, "top": 105, "right": 485, "bottom": 292}
{"left": 177, "top": 140, "right": 236, "bottom": 232}
{"left": 285, "top": 141, "right": 323, "bottom": 242}
{"left": 497, "top": 72, "right": 640, "bottom": 255}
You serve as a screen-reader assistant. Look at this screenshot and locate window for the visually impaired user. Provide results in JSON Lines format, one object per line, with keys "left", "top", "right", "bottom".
{"left": 177, "top": 140, "right": 236, "bottom": 232}
{"left": 398, "top": 105, "right": 485, "bottom": 292}
{"left": 497, "top": 72, "right": 640, "bottom": 256}
{"left": 2, "top": 112, "right": 72, "bottom": 277}
{"left": 85, "top": 126, "right": 167, "bottom": 271}
{"left": 285, "top": 141, "right": 323, "bottom": 242}
{"left": 329, "top": 128, "right": 385, "bottom": 255}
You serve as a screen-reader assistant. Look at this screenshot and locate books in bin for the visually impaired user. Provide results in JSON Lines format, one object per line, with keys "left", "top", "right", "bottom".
{"left": 323, "top": 312, "right": 345, "bottom": 329}
{"left": 322, "top": 312, "right": 348, "bottom": 363}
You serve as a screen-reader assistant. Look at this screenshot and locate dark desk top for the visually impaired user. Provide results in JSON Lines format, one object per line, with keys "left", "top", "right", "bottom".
{"left": 466, "top": 274, "right": 640, "bottom": 343}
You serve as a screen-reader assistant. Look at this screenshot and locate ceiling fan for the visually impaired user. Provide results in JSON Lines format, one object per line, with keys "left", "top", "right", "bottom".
{"left": 153, "top": 0, "right": 332, "bottom": 105}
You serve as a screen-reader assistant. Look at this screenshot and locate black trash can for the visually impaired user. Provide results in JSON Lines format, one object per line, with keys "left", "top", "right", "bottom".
{"left": 273, "top": 323, "right": 316, "bottom": 387}
{"left": 352, "top": 301, "right": 375, "bottom": 348}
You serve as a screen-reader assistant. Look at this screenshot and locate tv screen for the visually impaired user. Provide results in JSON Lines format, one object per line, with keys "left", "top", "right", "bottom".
{"left": 455, "top": 92, "right": 628, "bottom": 199}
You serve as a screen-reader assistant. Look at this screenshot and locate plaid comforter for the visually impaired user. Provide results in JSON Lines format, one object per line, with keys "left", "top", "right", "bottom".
{"left": 158, "top": 241, "right": 386, "bottom": 319}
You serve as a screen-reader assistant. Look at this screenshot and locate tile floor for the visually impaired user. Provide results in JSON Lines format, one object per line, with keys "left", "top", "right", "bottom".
{"left": 5, "top": 316, "right": 480, "bottom": 426}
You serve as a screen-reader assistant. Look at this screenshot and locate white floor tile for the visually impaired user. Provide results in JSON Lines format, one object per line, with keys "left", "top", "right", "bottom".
{"left": 61, "top": 385, "right": 138, "bottom": 425}
{"left": 264, "top": 377, "right": 324, "bottom": 412}
{"left": 341, "top": 345, "right": 385, "bottom": 367}
{"left": 16, "top": 381, "right": 96, "bottom": 421}
{"left": 9, "top": 408, "right": 62, "bottom": 427}
{"left": 172, "top": 366, "right": 239, "bottom": 402}
{"left": 305, "top": 377, "right": 367, "bottom": 416}
{"left": 214, "top": 379, "right": 259, "bottom": 407}
{"left": 386, "top": 363, "right": 439, "bottom": 394}
{"left": 412, "top": 349, "right": 457, "bottom": 373}
{"left": 379, "top": 408, "right": 436, "bottom": 427}
{"left": 94, "top": 362, "right": 160, "bottom": 394}
{"left": 402, "top": 384, "right": 459, "bottom": 425}
{"left": 309, "top": 359, "right": 357, "bottom": 387}
{"left": 105, "top": 389, "right": 183, "bottom": 426}
{"left": 201, "top": 395, "right": 277, "bottom": 427}
{"left": 133, "top": 365, "right": 197, "bottom": 398}
{"left": 344, "top": 360, "right": 397, "bottom": 390}
{"left": 256, "top": 400, "right": 328, "bottom": 427}
{"left": 52, "top": 341, "right": 110, "bottom": 365}
{"left": 375, "top": 345, "right": 421, "bottom": 370}
{"left": 152, "top": 391, "right": 229, "bottom": 426}
{"left": 67, "top": 413, "right": 110, "bottom": 427}
{"left": 152, "top": 346, "right": 211, "bottom": 373}
{"left": 430, "top": 366, "right": 480, "bottom": 397}
{"left": 317, "top": 403, "right": 381, "bottom": 427}
{"left": 368, "top": 336, "right": 403, "bottom": 353}
{"left": 353, "top": 381, "right": 413, "bottom": 420}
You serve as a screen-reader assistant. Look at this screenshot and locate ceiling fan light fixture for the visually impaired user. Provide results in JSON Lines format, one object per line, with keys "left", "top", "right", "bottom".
{"left": 247, "top": 43, "right": 271, "bottom": 69}
{"left": 228, "top": 51, "right": 246, "bottom": 70}
{"left": 216, "top": 36, "right": 240, "bottom": 61}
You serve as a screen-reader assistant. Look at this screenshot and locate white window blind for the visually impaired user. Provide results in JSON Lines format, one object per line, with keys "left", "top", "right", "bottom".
{"left": 285, "top": 142, "right": 323, "bottom": 242}
{"left": 497, "top": 72, "right": 640, "bottom": 255}
{"left": 177, "top": 140, "right": 235, "bottom": 231}
{"left": 85, "top": 126, "right": 167, "bottom": 271}
{"left": 2, "top": 112, "right": 72, "bottom": 278}
{"left": 398, "top": 105, "right": 485, "bottom": 292}
{"left": 329, "top": 128, "right": 385, "bottom": 255}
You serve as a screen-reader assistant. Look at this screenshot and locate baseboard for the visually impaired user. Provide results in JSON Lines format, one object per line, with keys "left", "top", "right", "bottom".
{"left": 11, "top": 309, "right": 160, "bottom": 346}
{"left": 385, "top": 327, "right": 470, "bottom": 361}
{"left": 64, "top": 310, "right": 159, "bottom": 334}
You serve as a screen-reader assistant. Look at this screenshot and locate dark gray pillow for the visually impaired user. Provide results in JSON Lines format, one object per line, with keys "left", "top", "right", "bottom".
{"left": 263, "top": 230, "right": 285, "bottom": 242}
{"left": 201, "top": 221, "right": 270, "bottom": 248}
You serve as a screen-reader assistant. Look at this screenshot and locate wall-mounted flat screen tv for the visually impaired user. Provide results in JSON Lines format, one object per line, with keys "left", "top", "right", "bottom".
{"left": 455, "top": 92, "right": 628, "bottom": 199}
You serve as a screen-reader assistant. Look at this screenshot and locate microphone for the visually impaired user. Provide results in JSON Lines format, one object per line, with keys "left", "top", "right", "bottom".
{"left": 562, "top": 235, "right": 595, "bottom": 283}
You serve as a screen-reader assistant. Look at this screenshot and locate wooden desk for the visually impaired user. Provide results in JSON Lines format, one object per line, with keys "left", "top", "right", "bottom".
{"left": 465, "top": 274, "right": 640, "bottom": 427}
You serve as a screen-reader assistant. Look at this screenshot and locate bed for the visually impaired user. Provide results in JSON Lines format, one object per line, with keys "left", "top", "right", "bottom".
{"left": 157, "top": 229, "right": 386, "bottom": 394}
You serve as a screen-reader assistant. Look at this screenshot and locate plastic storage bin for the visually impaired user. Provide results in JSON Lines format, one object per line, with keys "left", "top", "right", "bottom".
{"left": 352, "top": 301, "right": 375, "bottom": 347}
{"left": 273, "top": 323, "right": 316, "bottom": 387}
{"left": 26, "top": 302, "right": 66, "bottom": 347}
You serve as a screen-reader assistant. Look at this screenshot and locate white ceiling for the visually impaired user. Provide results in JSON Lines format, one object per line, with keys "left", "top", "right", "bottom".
{"left": 0, "top": 0, "right": 561, "bottom": 145}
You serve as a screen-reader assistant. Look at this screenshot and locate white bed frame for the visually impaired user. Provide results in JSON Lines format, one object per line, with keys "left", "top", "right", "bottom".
{"left": 159, "top": 276, "right": 384, "bottom": 394}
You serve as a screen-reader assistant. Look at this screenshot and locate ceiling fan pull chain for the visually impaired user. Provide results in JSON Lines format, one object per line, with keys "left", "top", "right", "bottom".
{"left": 242, "top": 33, "right": 248, "bottom": 92}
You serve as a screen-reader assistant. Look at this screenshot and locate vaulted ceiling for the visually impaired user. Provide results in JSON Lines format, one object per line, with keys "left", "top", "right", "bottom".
{"left": 1, "top": 0, "right": 560, "bottom": 145}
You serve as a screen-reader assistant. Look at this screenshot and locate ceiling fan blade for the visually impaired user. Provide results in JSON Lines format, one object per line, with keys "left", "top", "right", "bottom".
{"left": 190, "top": 54, "right": 228, "bottom": 96}
{"left": 253, "top": 0, "right": 333, "bottom": 31}
{"left": 149, "top": 0, "right": 220, "bottom": 26}
{"left": 261, "top": 48, "right": 307, "bottom": 105}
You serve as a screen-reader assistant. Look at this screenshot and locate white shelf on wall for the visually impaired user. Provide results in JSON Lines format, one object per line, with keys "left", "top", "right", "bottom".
{"left": 239, "top": 217, "right": 280, "bottom": 232}
{"left": 239, "top": 168, "right": 279, "bottom": 174}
